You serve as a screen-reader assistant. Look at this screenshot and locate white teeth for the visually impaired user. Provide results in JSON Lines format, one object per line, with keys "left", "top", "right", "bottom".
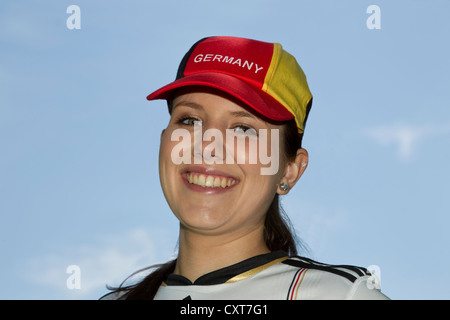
{"left": 220, "top": 177, "right": 227, "bottom": 188}
{"left": 186, "top": 173, "right": 236, "bottom": 188}
{"left": 205, "top": 176, "right": 214, "bottom": 187}
{"left": 198, "top": 174, "right": 205, "bottom": 186}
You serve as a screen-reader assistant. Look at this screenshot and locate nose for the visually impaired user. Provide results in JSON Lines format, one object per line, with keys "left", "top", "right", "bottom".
{"left": 192, "top": 124, "right": 226, "bottom": 165}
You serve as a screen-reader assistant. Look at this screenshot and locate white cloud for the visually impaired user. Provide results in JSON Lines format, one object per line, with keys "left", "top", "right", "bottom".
{"left": 24, "top": 227, "right": 177, "bottom": 299}
{"left": 364, "top": 122, "right": 450, "bottom": 160}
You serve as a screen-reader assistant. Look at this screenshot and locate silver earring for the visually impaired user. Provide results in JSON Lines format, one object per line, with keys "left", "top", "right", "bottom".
{"left": 280, "top": 183, "right": 289, "bottom": 191}
{"left": 301, "top": 162, "right": 307, "bottom": 168}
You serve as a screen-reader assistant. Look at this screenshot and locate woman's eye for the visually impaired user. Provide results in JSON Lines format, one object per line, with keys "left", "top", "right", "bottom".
{"left": 233, "top": 125, "right": 257, "bottom": 136}
{"left": 180, "top": 117, "right": 202, "bottom": 126}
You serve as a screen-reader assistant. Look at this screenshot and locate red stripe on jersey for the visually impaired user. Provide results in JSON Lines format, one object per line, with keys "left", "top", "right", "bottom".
{"left": 289, "top": 268, "right": 306, "bottom": 300}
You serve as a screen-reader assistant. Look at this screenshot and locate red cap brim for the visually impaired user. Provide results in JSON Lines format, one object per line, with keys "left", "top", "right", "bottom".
{"left": 146, "top": 72, "right": 294, "bottom": 122}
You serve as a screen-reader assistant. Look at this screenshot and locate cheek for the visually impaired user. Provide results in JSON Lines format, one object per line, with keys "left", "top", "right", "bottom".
{"left": 160, "top": 127, "right": 193, "bottom": 166}
{"left": 158, "top": 130, "right": 182, "bottom": 198}
{"left": 158, "top": 133, "right": 172, "bottom": 178}
{"left": 233, "top": 129, "right": 283, "bottom": 177}
{"left": 238, "top": 162, "right": 280, "bottom": 209}
{"left": 228, "top": 135, "right": 256, "bottom": 165}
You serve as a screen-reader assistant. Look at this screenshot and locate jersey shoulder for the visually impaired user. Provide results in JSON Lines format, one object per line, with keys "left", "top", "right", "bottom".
{"left": 281, "top": 256, "right": 389, "bottom": 300}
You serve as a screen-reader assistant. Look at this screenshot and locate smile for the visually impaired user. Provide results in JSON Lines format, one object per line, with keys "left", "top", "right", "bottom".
{"left": 185, "top": 172, "right": 237, "bottom": 188}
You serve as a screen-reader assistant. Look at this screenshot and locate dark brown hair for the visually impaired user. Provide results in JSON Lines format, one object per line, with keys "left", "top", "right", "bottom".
{"left": 105, "top": 117, "right": 305, "bottom": 300}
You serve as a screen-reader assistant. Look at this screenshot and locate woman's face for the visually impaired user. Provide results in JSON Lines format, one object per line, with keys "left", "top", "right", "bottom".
{"left": 159, "top": 89, "right": 293, "bottom": 237}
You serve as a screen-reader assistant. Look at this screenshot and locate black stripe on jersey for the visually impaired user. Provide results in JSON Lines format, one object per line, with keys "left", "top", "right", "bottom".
{"left": 297, "top": 256, "right": 370, "bottom": 277}
{"left": 286, "top": 268, "right": 304, "bottom": 300}
{"left": 282, "top": 257, "right": 369, "bottom": 283}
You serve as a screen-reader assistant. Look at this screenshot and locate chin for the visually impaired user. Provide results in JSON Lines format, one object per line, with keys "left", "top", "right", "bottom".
{"left": 177, "top": 206, "right": 233, "bottom": 233}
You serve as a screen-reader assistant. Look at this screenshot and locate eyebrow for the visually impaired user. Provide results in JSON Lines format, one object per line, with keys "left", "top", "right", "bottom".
{"left": 228, "top": 110, "right": 258, "bottom": 120}
{"left": 172, "top": 101, "right": 204, "bottom": 111}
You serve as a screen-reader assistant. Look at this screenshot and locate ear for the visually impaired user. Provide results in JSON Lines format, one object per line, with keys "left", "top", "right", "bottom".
{"left": 277, "top": 148, "right": 309, "bottom": 195}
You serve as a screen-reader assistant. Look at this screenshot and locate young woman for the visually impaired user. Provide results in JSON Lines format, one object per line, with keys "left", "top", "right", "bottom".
{"left": 103, "top": 36, "right": 389, "bottom": 300}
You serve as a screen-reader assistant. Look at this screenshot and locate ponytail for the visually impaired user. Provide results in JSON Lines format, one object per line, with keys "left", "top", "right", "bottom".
{"left": 263, "top": 118, "right": 304, "bottom": 257}
{"left": 264, "top": 194, "right": 298, "bottom": 256}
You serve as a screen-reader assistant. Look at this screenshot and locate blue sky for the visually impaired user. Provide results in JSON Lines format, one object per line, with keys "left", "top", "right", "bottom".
{"left": 1, "top": 0, "right": 449, "bottom": 299}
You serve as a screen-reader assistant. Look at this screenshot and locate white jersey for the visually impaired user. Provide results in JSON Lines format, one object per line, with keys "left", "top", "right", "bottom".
{"left": 152, "top": 251, "right": 389, "bottom": 300}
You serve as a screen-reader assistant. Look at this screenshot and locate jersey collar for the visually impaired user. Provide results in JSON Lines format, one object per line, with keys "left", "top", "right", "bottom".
{"left": 164, "top": 250, "right": 289, "bottom": 286}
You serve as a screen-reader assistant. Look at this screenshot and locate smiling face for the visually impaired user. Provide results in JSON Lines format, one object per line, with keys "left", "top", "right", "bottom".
{"left": 159, "top": 88, "right": 301, "bottom": 238}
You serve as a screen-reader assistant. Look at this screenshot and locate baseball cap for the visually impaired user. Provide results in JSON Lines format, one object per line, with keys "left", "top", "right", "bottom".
{"left": 147, "top": 36, "right": 312, "bottom": 133}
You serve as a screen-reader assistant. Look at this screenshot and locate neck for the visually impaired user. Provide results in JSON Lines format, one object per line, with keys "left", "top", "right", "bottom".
{"left": 174, "top": 224, "right": 270, "bottom": 283}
